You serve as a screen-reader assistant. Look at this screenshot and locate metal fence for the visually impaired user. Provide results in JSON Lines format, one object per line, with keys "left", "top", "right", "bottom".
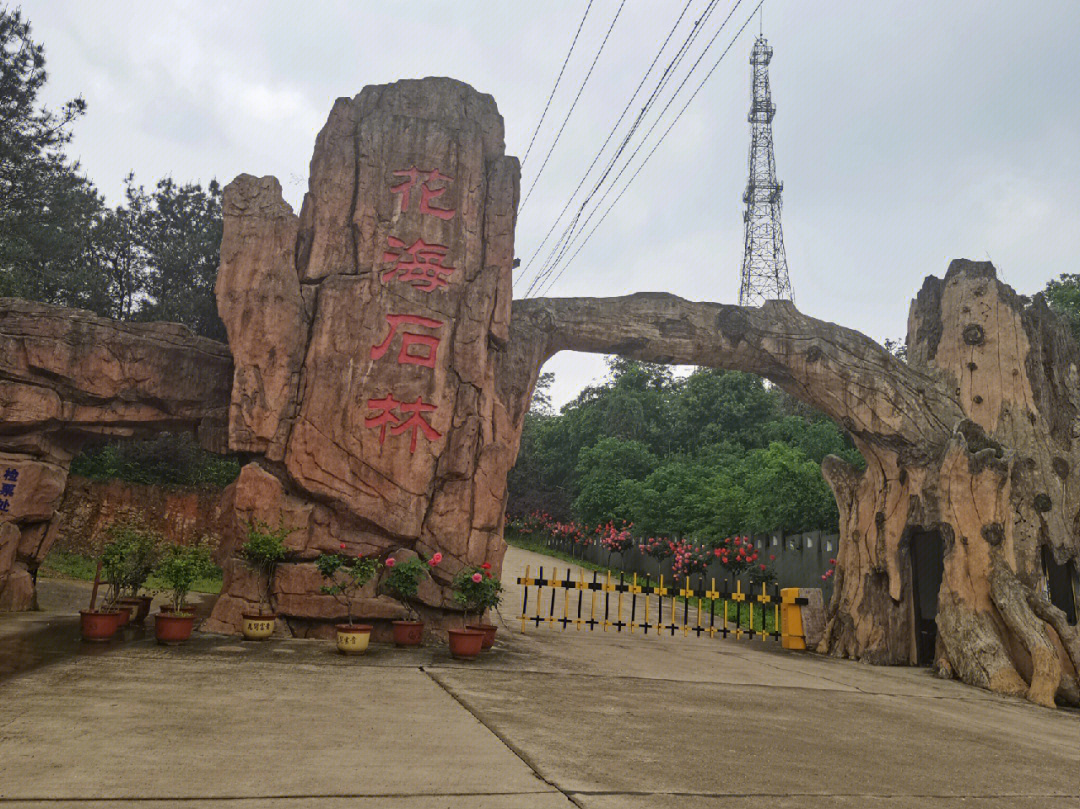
{"left": 516, "top": 564, "right": 808, "bottom": 642}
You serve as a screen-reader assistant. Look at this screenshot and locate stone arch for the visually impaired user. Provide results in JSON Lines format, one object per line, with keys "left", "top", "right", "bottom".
{"left": 0, "top": 299, "right": 231, "bottom": 609}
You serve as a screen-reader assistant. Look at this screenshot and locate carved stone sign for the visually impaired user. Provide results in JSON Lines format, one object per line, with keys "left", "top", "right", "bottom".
{"left": 203, "top": 78, "right": 520, "bottom": 633}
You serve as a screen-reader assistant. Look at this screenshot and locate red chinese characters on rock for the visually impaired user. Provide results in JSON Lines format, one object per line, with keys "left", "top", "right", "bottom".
{"left": 381, "top": 237, "right": 455, "bottom": 292}
{"left": 367, "top": 167, "right": 459, "bottom": 454}
{"left": 364, "top": 395, "right": 442, "bottom": 454}
{"left": 390, "top": 167, "right": 455, "bottom": 220}
{"left": 370, "top": 314, "right": 443, "bottom": 368}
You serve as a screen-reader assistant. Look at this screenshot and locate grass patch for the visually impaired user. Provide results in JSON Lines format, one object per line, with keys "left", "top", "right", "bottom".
{"left": 39, "top": 549, "right": 223, "bottom": 594}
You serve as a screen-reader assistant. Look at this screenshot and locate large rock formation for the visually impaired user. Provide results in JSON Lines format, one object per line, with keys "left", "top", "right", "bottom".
{"left": 2, "top": 76, "right": 1075, "bottom": 707}
{"left": 0, "top": 300, "right": 231, "bottom": 608}
{"left": 203, "top": 78, "right": 520, "bottom": 635}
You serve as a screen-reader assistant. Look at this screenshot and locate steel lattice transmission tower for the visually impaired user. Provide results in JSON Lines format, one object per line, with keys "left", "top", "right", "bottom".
{"left": 738, "top": 35, "right": 793, "bottom": 307}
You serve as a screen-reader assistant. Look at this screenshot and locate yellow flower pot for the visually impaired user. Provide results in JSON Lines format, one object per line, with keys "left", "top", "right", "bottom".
{"left": 242, "top": 613, "right": 276, "bottom": 640}
{"left": 336, "top": 624, "right": 373, "bottom": 654}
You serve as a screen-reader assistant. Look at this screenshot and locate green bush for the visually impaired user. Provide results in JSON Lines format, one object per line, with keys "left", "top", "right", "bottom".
{"left": 70, "top": 432, "right": 241, "bottom": 489}
{"left": 154, "top": 543, "right": 216, "bottom": 611}
{"left": 100, "top": 514, "right": 165, "bottom": 600}
{"left": 316, "top": 552, "right": 377, "bottom": 624}
{"left": 241, "top": 520, "right": 291, "bottom": 614}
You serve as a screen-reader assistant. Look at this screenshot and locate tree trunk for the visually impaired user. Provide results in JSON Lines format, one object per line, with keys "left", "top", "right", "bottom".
{"left": 507, "top": 259, "right": 1080, "bottom": 707}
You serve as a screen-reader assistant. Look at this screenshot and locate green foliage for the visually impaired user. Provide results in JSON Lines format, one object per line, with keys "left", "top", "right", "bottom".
{"left": 509, "top": 361, "right": 865, "bottom": 539}
{"left": 451, "top": 565, "right": 502, "bottom": 621}
{"left": 101, "top": 514, "right": 165, "bottom": 598}
{"left": 70, "top": 432, "right": 241, "bottom": 490}
{"left": 242, "top": 520, "right": 291, "bottom": 613}
{"left": 315, "top": 552, "right": 377, "bottom": 624}
{"left": 380, "top": 556, "right": 433, "bottom": 620}
{"left": 572, "top": 437, "right": 657, "bottom": 524}
{"left": 154, "top": 542, "right": 216, "bottom": 611}
{"left": 1044, "top": 273, "right": 1080, "bottom": 344}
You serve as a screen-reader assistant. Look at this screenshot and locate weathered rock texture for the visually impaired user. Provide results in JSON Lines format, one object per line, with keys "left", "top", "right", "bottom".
{"left": 0, "top": 300, "right": 231, "bottom": 609}
{"left": 505, "top": 261, "right": 1080, "bottom": 706}
{"left": 47, "top": 476, "right": 231, "bottom": 557}
{"left": 203, "top": 78, "right": 519, "bottom": 634}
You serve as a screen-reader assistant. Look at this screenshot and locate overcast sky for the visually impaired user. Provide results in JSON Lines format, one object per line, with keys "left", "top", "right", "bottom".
{"left": 29, "top": 1, "right": 1080, "bottom": 408}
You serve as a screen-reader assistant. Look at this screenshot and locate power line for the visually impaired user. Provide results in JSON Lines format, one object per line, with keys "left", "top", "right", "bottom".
{"left": 521, "top": 0, "right": 725, "bottom": 296}
{"left": 536, "top": 0, "right": 765, "bottom": 298}
{"left": 513, "top": 0, "right": 698, "bottom": 296}
{"left": 520, "top": 0, "right": 595, "bottom": 167}
{"left": 528, "top": 0, "right": 744, "bottom": 297}
{"left": 519, "top": 0, "right": 627, "bottom": 213}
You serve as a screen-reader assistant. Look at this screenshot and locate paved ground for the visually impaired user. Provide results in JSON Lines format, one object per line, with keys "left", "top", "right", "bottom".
{"left": 0, "top": 545, "right": 1076, "bottom": 808}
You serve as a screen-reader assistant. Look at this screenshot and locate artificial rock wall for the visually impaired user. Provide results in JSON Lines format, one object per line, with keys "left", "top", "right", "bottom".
{"left": 203, "top": 78, "right": 522, "bottom": 634}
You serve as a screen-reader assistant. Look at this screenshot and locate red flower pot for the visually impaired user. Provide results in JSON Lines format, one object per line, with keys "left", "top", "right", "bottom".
{"left": 113, "top": 604, "right": 133, "bottom": 627}
{"left": 133, "top": 595, "right": 154, "bottom": 624}
{"left": 447, "top": 628, "right": 485, "bottom": 659}
{"left": 392, "top": 620, "right": 424, "bottom": 646}
{"left": 465, "top": 623, "right": 497, "bottom": 649}
{"left": 155, "top": 611, "right": 195, "bottom": 645}
{"left": 117, "top": 598, "right": 143, "bottom": 624}
{"left": 80, "top": 610, "right": 120, "bottom": 642}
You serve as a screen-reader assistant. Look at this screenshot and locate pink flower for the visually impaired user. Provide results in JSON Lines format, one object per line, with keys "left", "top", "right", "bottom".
{"left": 760, "top": 564, "right": 767, "bottom": 571}
{"left": 340, "top": 543, "right": 347, "bottom": 550}
{"left": 471, "top": 572, "right": 483, "bottom": 583}
{"left": 385, "top": 558, "right": 396, "bottom": 568}
{"left": 821, "top": 574, "right": 828, "bottom": 581}
{"left": 431, "top": 552, "right": 443, "bottom": 565}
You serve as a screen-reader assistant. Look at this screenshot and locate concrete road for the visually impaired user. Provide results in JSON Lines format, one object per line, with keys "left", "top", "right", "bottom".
{"left": 0, "top": 544, "right": 1076, "bottom": 808}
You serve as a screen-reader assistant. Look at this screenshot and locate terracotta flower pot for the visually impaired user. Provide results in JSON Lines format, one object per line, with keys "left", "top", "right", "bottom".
{"left": 154, "top": 611, "right": 195, "bottom": 645}
{"left": 335, "top": 624, "right": 373, "bottom": 655}
{"left": 392, "top": 620, "right": 424, "bottom": 646}
{"left": 112, "top": 603, "right": 133, "bottom": 627}
{"left": 117, "top": 597, "right": 143, "bottom": 624}
{"left": 133, "top": 595, "right": 154, "bottom": 624}
{"left": 242, "top": 613, "right": 276, "bottom": 640}
{"left": 80, "top": 609, "right": 120, "bottom": 642}
{"left": 447, "top": 628, "right": 485, "bottom": 659}
{"left": 159, "top": 603, "right": 197, "bottom": 615}
{"left": 465, "top": 623, "right": 497, "bottom": 649}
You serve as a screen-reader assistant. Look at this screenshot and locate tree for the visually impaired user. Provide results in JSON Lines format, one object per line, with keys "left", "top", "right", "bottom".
{"left": 1043, "top": 273, "right": 1080, "bottom": 343}
{"left": 0, "top": 8, "right": 104, "bottom": 310}
{"left": 572, "top": 437, "right": 657, "bottom": 525}
{"left": 135, "top": 177, "right": 225, "bottom": 340}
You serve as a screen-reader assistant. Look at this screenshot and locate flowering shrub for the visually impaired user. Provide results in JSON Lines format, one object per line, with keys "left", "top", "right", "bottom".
{"left": 638, "top": 536, "right": 672, "bottom": 561}
{"left": 669, "top": 538, "right": 712, "bottom": 581}
{"left": 821, "top": 556, "right": 837, "bottom": 582}
{"left": 711, "top": 536, "right": 760, "bottom": 574}
{"left": 451, "top": 563, "right": 503, "bottom": 623}
{"left": 381, "top": 552, "right": 441, "bottom": 620}
{"left": 598, "top": 522, "right": 634, "bottom": 557}
{"left": 315, "top": 544, "right": 377, "bottom": 625}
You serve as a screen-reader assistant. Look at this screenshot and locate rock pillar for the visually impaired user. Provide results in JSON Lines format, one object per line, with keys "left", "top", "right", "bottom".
{"left": 205, "top": 78, "right": 520, "bottom": 635}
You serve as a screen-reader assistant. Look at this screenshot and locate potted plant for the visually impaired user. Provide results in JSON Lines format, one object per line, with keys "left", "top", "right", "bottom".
{"left": 316, "top": 545, "right": 377, "bottom": 654}
{"left": 153, "top": 543, "right": 215, "bottom": 645}
{"left": 100, "top": 537, "right": 133, "bottom": 626}
{"left": 380, "top": 551, "right": 441, "bottom": 646}
{"left": 80, "top": 559, "right": 121, "bottom": 642}
{"left": 239, "top": 520, "right": 290, "bottom": 640}
{"left": 454, "top": 562, "right": 503, "bottom": 652}
{"left": 107, "top": 515, "right": 163, "bottom": 624}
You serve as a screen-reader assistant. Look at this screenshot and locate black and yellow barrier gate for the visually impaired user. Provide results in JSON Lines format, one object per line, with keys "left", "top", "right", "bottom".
{"left": 516, "top": 566, "right": 809, "bottom": 641}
